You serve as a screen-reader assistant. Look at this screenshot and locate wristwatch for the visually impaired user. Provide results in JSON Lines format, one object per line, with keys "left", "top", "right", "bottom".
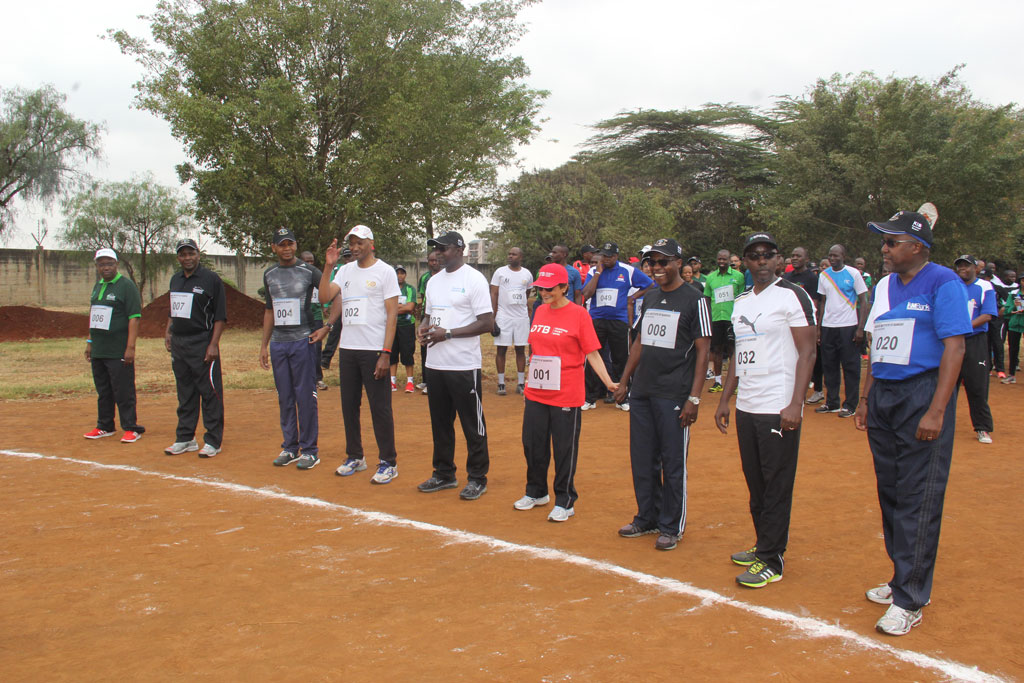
{"left": 687, "top": 395, "right": 700, "bottom": 406}
{"left": 325, "top": 322, "right": 334, "bottom": 331}
{"left": 444, "top": 329, "right": 453, "bottom": 341}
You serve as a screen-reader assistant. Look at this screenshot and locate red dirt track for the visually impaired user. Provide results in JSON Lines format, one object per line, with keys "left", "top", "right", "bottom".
{"left": 1, "top": 383, "right": 1021, "bottom": 680}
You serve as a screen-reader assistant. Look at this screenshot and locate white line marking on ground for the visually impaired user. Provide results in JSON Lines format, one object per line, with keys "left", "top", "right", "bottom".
{"left": 214, "top": 526, "right": 244, "bottom": 535}
{"left": 0, "top": 449, "right": 1004, "bottom": 683}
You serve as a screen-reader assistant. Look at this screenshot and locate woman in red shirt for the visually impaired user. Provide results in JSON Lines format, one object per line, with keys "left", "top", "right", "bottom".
{"left": 516, "top": 264, "right": 618, "bottom": 522}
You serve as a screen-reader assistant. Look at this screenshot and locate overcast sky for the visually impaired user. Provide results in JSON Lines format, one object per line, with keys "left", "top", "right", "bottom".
{"left": 3, "top": 0, "right": 1022, "bottom": 251}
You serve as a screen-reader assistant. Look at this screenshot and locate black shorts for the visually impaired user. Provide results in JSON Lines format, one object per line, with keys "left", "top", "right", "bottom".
{"left": 710, "top": 320, "right": 734, "bottom": 354}
{"left": 391, "top": 325, "right": 416, "bottom": 366}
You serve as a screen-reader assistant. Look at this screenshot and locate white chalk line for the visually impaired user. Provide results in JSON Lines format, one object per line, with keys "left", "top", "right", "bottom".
{"left": 0, "top": 449, "right": 1004, "bottom": 683}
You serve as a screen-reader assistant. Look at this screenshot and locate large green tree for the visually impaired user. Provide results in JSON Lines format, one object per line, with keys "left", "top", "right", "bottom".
{"left": 62, "top": 174, "right": 194, "bottom": 294}
{"left": 0, "top": 85, "right": 103, "bottom": 237}
{"left": 110, "top": 0, "right": 544, "bottom": 259}
{"left": 762, "top": 70, "right": 1024, "bottom": 263}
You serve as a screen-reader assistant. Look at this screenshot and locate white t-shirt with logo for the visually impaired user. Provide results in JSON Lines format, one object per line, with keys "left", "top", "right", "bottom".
{"left": 424, "top": 265, "right": 492, "bottom": 371}
{"left": 332, "top": 259, "right": 401, "bottom": 351}
{"left": 490, "top": 265, "right": 533, "bottom": 322}
{"left": 817, "top": 265, "right": 868, "bottom": 328}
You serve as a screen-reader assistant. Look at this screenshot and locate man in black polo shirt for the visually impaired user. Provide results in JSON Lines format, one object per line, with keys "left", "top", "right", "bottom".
{"left": 163, "top": 239, "right": 227, "bottom": 457}
{"left": 784, "top": 246, "right": 824, "bottom": 403}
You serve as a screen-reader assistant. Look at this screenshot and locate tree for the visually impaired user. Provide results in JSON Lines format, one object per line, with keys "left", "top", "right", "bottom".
{"left": 762, "top": 70, "right": 1024, "bottom": 263}
{"left": 62, "top": 175, "right": 194, "bottom": 293}
{"left": 110, "top": 0, "right": 545, "bottom": 259}
{"left": 0, "top": 85, "right": 103, "bottom": 237}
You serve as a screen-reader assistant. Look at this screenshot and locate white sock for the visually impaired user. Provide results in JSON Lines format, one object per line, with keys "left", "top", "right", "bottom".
{"left": 517, "top": 372, "right": 525, "bottom": 385}
{"left": 498, "top": 373, "right": 505, "bottom": 385}
{"left": 390, "top": 375, "right": 396, "bottom": 383}
{"left": 406, "top": 375, "right": 414, "bottom": 384}
{"left": 715, "top": 375, "right": 722, "bottom": 384}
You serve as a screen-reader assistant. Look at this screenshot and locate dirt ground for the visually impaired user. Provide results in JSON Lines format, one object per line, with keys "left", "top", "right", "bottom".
{"left": 1, "top": 378, "right": 1021, "bottom": 681}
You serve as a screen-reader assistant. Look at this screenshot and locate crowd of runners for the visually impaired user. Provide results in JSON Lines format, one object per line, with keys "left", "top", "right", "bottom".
{"left": 81, "top": 208, "right": 1022, "bottom": 638}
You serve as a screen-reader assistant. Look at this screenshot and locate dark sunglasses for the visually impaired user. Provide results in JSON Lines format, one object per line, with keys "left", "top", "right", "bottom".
{"left": 745, "top": 250, "right": 778, "bottom": 261}
{"left": 537, "top": 286, "right": 559, "bottom": 292}
{"left": 881, "top": 238, "right": 916, "bottom": 248}
{"left": 649, "top": 257, "right": 675, "bottom": 267}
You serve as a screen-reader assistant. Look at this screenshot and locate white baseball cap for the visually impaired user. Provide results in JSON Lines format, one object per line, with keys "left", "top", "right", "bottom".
{"left": 94, "top": 248, "right": 118, "bottom": 261}
{"left": 345, "top": 224, "right": 374, "bottom": 241}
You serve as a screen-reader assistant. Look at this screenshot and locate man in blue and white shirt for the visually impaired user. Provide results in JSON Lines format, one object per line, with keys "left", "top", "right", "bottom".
{"left": 854, "top": 210, "right": 972, "bottom": 637}
{"left": 953, "top": 255, "right": 998, "bottom": 443}
{"left": 816, "top": 244, "right": 869, "bottom": 417}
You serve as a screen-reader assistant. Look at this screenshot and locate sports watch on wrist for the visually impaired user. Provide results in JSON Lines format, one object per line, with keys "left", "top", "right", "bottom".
{"left": 444, "top": 329, "right": 453, "bottom": 341}
{"left": 687, "top": 395, "right": 700, "bottom": 406}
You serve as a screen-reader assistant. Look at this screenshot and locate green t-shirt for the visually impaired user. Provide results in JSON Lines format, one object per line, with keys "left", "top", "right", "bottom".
{"left": 703, "top": 268, "right": 746, "bottom": 321}
{"left": 89, "top": 273, "right": 142, "bottom": 359}
{"left": 418, "top": 270, "right": 432, "bottom": 305}
{"left": 398, "top": 282, "right": 417, "bottom": 326}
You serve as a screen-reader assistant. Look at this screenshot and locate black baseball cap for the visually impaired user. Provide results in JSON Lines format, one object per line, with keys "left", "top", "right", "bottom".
{"left": 954, "top": 254, "right": 976, "bottom": 266}
{"left": 579, "top": 243, "right": 597, "bottom": 255}
{"left": 742, "top": 232, "right": 779, "bottom": 254}
{"left": 868, "top": 210, "right": 933, "bottom": 248}
{"left": 645, "top": 238, "right": 683, "bottom": 258}
{"left": 341, "top": 246, "right": 352, "bottom": 258}
{"left": 598, "top": 242, "right": 619, "bottom": 256}
{"left": 175, "top": 238, "right": 199, "bottom": 252}
{"left": 687, "top": 255, "right": 701, "bottom": 263}
{"left": 273, "top": 227, "right": 296, "bottom": 245}
{"left": 427, "top": 231, "right": 465, "bottom": 249}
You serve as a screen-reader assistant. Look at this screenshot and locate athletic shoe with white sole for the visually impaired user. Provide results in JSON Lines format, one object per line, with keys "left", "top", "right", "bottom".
{"left": 976, "top": 430, "right": 993, "bottom": 444}
{"left": 316, "top": 380, "right": 328, "bottom": 390}
{"left": 497, "top": 383, "right": 506, "bottom": 396}
{"left": 736, "top": 560, "right": 781, "bottom": 588}
{"left": 391, "top": 379, "right": 398, "bottom": 392}
{"left": 417, "top": 476, "right": 458, "bottom": 492}
{"left": 84, "top": 428, "right": 115, "bottom": 439}
{"left": 164, "top": 440, "right": 199, "bottom": 455}
{"left": 336, "top": 458, "right": 367, "bottom": 476}
{"left": 548, "top": 506, "right": 574, "bottom": 522}
{"left": 273, "top": 450, "right": 300, "bottom": 466}
{"left": 121, "top": 431, "right": 143, "bottom": 443}
{"left": 459, "top": 481, "right": 487, "bottom": 500}
{"left": 618, "top": 522, "right": 658, "bottom": 538}
{"left": 405, "top": 380, "right": 415, "bottom": 393}
{"left": 730, "top": 545, "right": 757, "bottom": 566}
{"left": 655, "top": 534, "right": 678, "bottom": 551}
{"left": 814, "top": 404, "right": 841, "bottom": 413}
{"left": 198, "top": 444, "right": 221, "bottom": 458}
{"left": 1001, "top": 375, "right": 1016, "bottom": 384}
{"left": 875, "top": 603, "right": 922, "bottom": 636}
{"left": 865, "top": 583, "right": 893, "bottom": 605}
{"left": 580, "top": 402, "right": 597, "bottom": 411}
{"left": 617, "top": 402, "right": 629, "bottom": 412}
{"left": 805, "top": 390, "right": 824, "bottom": 404}
{"left": 416, "top": 382, "right": 426, "bottom": 390}
{"left": 517, "top": 383, "right": 525, "bottom": 395}
{"left": 370, "top": 463, "right": 397, "bottom": 484}
{"left": 513, "top": 494, "right": 550, "bottom": 510}
{"left": 709, "top": 382, "right": 723, "bottom": 393}
{"left": 295, "top": 454, "right": 319, "bottom": 470}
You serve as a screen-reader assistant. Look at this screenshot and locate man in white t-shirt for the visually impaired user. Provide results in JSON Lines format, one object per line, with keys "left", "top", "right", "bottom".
{"left": 416, "top": 231, "right": 494, "bottom": 501}
{"left": 815, "top": 244, "right": 869, "bottom": 417}
{"left": 490, "top": 246, "right": 533, "bottom": 395}
{"left": 315, "top": 224, "right": 400, "bottom": 484}
{"left": 714, "top": 233, "right": 817, "bottom": 589}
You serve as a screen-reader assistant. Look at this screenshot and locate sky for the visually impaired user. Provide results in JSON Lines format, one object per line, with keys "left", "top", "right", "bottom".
{"left": 3, "top": 0, "right": 1022, "bottom": 252}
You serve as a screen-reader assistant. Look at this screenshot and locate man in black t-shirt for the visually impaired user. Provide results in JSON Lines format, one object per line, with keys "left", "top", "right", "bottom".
{"left": 784, "top": 246, "right": 823, "bottom": 403}
{"left": 613, "top": 239, "right": 712, "bottom": 551}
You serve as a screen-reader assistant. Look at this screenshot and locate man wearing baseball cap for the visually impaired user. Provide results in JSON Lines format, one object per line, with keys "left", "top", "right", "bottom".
{"left": 614, "top": 239, "right": 711, "bottom": 550}
{"left": 316, "top": 224, "right": 401, "bottom": 484}
{"left": 391, "top": 264, "right": 418, "bottom": 393}
{"left": 854, "top": 210, "right": 972, "bottom": 636}
{"left": 163, "top": 238, "right": 227, "bottom": 457}
{"left": 417, "top": 231, "right": 494, "bottom": 500}
{"left": 83, "top": 248, "right": 146, "bottom": 443}
{"left": 953, "top": 255, "right": 997, "bottom": 443}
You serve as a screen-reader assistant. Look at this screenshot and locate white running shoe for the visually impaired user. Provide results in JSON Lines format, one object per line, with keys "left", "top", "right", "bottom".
{"left": 548, "top": 506, "right": 574, "bottom": 522}
{"left": 976, "top": 430, "right": 993, "bottom": 443}
{"left": 875, "top": 603, "right": 922, "bottom": 636}
{"left": 865, "top": 583, "right": 893, "bottom": 605}
{"left": 513, "top": 494, "right": 550, "bottom": 510}
{"left": 617, "top": 402, "right": 629, "bottom": 412}
{"left": 198, "top": 444, "right": 221, "bottom": 458}
{"left": 580, "top": 402, "right": 596, "bottom": 411}
{"left": 805, "top": 390, "right": 825, "bottom": 404}
{"left": 164, "top": 440, "right": 199, "bottom": 455}
{"left": 370, "top": 463, "right": 397, "bottom": 484}
{"left": 336, "top": 458, "right": 367, "bottom": 476}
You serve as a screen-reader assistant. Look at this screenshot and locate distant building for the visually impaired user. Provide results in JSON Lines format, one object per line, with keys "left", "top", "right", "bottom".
{"left": 466, "top": 238, "right": 493, "bottom": 265}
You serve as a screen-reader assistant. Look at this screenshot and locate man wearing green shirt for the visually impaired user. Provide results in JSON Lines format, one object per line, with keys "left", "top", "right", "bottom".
{"left": 415, "top": 251, "right": 442, "bottom": 393}
{"left": 390, "top": 265, "right": 419, "bottom": 392}
{"left": 703, "top": 248, "right": 746, "bottom": 392}
{"left": 83, "top": 248, "right": 146, "bottom": 443}
{"left": 688, "top": 256, "right": 707, "bottom": 285}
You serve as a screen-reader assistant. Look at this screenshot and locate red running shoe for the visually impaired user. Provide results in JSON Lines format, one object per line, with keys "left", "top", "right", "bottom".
{"left": 84, "top": 428, "right": 115, "bottom": 439}
{"left": 120, "top": 431, "right": 143, "bottom": 443}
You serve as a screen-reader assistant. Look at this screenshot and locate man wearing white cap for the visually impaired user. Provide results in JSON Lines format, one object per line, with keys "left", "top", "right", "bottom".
{"left": 316, "top": 224, "right": 401, "bottom": 484}
{"left": 83, "top": 248, "right": 146, "bottom": 443}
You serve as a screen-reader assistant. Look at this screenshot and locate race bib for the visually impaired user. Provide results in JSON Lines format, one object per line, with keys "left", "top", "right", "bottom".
{"left": 428, "top": 305, "right": 451, "bottom": 330}
{"left": 398, "top": 295, "right": 408, "bottom": 305}
{"left": 733, "top": 332, "right": 768, "bottom": 376}
{"left": 90, "top": 305, "right": 113, "bottom": 331}
{"left": 506, "top": 288, "right": 527, "bottom": 306}
{"left": 641, "top": 308, "right": 680, "bottom": 349}
{"left": 169, "top": 292, "right": 194, "bottom": 319}
{"left": 714, "top": 285, "right": 734, "bottom": 304}
{"left": 311, "top": 288, "right": 320, "bottom": 305}
{"left": 871, "top": 318, "right": 914, "bottom": 366}
{"left": 273, "top": 298, "right": 300, "bottom": 326}
{"left": 596, "top": 288, "right": 618, "bottom": 308}
{"left": 527, "top": 355, "right": 561, "bottom": 391}
{"left": 341, "top": 295, "right": 367, "bottom": 326}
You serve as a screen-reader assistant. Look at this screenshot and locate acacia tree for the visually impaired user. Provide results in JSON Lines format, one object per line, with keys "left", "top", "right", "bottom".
{"left": 0, "top": 85, "right": 103, "bottom": 237}
{"left": 62, "top": 175, "right": 194, "bottom": 293}
{"left": 110, "top": 0, "right": 544, "bottom": 259}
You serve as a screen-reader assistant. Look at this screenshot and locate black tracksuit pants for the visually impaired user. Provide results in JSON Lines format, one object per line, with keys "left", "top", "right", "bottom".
{"left": 426, "top": 368, "right": 489, "bottom": 484}
{"left": 321, "top": 320, "right": 342, "bottom": 369}
{"left": 521, "top": 398, "right": 582, "bottom": 508}
{"left": 821, "top": 325, "right": 861, "bottom": 411}
{"left": 955, "top": 332, "right": 993, "bottom": 432}
{"left": 171, "top": 333, "right": 223, "bottom": 447}
{"left": 629, "top": 395, "right": 690, "bottom": 538}
{"left": 92, "top": 357, "right": 144, "bottom": 433}
{"left": 585, "top": 318, "right": 629, "bottom": 403}
{"left": 735, "top": 410, "right": 800, "bottom": 574}
{"left": 339, "top": 349, "right": 397, "bottom": 465}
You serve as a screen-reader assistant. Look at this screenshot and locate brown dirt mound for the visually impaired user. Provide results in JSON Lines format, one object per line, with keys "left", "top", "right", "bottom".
{"left": 0, "top": 306, "right": 90, "bottom": 341}
{"left": 138, "top": 283, "right": 265, "bottom": 337}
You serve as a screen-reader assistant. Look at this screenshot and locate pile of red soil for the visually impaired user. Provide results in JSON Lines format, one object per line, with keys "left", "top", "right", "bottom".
{"left": 0, "top": 285, "right": 265, "bottom": 342}
{"left": 138, "top": 284, "right": 265, "bottom": 337}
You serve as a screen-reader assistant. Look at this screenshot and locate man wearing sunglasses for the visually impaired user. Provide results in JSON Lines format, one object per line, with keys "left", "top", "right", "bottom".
{"left": 854, "top": 210, "right": 971, "bottom": 636}
{"left": 714, "top": 233, "right": 817, "bottom": 589}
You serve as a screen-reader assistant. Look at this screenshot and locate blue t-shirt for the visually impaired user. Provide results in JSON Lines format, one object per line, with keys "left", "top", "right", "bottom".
{"left": 584, "top": 263, "right": 654, "bottom": 322}
{"left": 865, "top": 263, "right": 972, "bottom": 381}
{"left": 963, "top": 277, "right": 998, "bottom": 336}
